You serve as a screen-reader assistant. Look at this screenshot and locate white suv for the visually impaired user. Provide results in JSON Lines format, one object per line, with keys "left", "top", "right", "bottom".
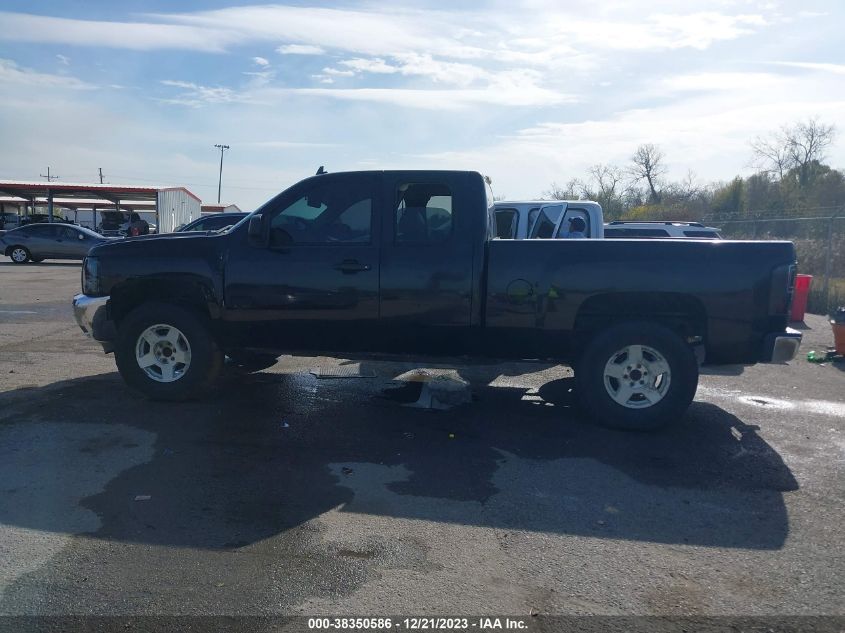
{"left": 603, "top": 221, "right": 721, "bottom": 239}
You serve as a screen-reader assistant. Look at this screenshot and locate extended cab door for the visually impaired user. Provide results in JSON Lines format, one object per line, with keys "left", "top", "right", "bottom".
{"left": 222, "top": 173, "right": 381, "bottom": 353}
{"left": 377, "top": 173, "right": 477, "bottom": 354}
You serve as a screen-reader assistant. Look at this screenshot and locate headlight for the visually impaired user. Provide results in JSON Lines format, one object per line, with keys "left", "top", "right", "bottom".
{"left": 82, "top": 256, "right": 100, "bottom": 295}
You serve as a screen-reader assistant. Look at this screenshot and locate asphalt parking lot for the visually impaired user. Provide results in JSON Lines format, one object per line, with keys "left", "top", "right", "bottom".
{"left": 0, "top": 261, "right": 843, "bottom": 622}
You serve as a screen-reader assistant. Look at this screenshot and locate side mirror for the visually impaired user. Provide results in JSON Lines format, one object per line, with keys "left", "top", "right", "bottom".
{"left": 247, "top": 214, "right": 266, "bottom": 246}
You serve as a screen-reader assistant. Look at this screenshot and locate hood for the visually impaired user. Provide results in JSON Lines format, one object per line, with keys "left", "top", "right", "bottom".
{"left": 88, "top": 230, "right": 227, "bottom": 257}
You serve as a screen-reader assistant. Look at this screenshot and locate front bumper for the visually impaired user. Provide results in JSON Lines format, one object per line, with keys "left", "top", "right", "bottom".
{"left": 761, "top": 327, "right": 802, "bottom": 363}
{"left": 72, "top": 294, "right": 115, "bottom": 353}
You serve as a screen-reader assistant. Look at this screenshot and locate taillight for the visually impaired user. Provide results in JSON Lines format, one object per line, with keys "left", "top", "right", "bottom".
{"left": 769, "top": 263, "right": 796, "bottom": 315}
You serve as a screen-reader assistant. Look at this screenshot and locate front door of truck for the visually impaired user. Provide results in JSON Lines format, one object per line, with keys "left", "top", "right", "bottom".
{"left": 377, "top": 174, "right": 475, "bottom": 354}
{"left": 223, "top": 173, "right": 381, "bottom": 353}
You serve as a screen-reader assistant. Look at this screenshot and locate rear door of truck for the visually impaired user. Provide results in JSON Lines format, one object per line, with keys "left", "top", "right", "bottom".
{"left": 377, "top": 172, "right": 477, "bottom": 354}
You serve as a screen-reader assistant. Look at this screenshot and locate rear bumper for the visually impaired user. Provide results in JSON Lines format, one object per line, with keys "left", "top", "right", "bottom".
{"left": 761, "top": 327, "right": 802, "bottom": 363}
{"left": 72, "top": 294, "right": 115, "bottom": 353}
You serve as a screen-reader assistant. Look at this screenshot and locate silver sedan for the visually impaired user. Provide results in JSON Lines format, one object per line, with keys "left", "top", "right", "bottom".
{"left": 1, "top": 223, "right": 115, "bottom": 263}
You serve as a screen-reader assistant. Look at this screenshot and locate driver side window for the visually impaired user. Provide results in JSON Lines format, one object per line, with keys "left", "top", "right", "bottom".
{"left": 269, "top": 181, "right": 372, "bottom": 247}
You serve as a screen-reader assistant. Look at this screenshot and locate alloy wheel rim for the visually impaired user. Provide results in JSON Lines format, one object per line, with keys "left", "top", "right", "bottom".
{"left": 135, "top": 324, "right": 192, "bottom": 383}
{"left": 603, "top": 344, "right": 671, "bottom": 409}
{"left": 11, "top": 248, "right": 26, "bottom": 262}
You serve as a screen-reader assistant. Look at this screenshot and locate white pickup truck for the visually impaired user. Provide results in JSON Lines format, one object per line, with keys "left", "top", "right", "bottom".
{"left": 493, "top": 200, "right": 604, "bottom": 239}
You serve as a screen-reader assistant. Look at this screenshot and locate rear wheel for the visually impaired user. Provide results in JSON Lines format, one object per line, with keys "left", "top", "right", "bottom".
{"left": 575, "top": 322, "right": 698, "bottom": 431}
{"left": 114, "top": 302, "right": 223, "bottom": 400}
{"left": 9, "top": 246, "right": 30, "bottom": 264}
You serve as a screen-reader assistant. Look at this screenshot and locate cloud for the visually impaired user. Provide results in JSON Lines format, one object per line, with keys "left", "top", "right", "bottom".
{"left": 322, "top": 67, "right": 355, "bottom": 77}
{"left": 335, "top": 54, "right": 489, "bottom": 87}
{"left": 158, "top": 79, "right": 256, "bottom": 107}
{"left": 769, "top": 61, "right": 845, "bottom": 75}
{"left": 0, "top": 11, "right": 234, "bottom": 52}
{"left": 0, "top": 58, "right": 91, "bottom": 89}
{"left": 56, "top": 54, "right": 70, "bottom": 66}
{"left": 286, "top": 84, "right": 576, "bottom": 110}
{"left": 277, "top": 44, "right": 325, "bottom": 55}
{"left": 252, "top": 56, "right": 269, "bottom": 66}
{"left": 339, "top": 58, "right": 399, "bottom": 75}
{"left": 660, "top": 72, "right": 783, "bottom": 92}
{"left": 0, "top": 5, "right": 771, "bottom": 57}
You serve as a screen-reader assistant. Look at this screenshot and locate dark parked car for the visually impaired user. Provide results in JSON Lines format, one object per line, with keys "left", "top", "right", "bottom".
{"left": 19, "top": 214, "right": 74, "bottom": 226}
{"left": 2, "top": 223, "right": 115, "bottom": 263}
{"left": 177, "top": 212, "right": 248, "bottom": 232}
{"left": 72, "top": 170, "right": 801, "bottom": 430}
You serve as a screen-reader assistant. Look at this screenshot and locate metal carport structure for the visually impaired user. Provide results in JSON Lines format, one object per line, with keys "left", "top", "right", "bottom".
{"left": 0, "top": 181, "right": 202, "bottom": 233}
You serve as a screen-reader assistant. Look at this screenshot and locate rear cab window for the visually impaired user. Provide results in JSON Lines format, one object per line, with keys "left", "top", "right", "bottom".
{"left": 394, "top": 183, "right": 453, "bottom": 244}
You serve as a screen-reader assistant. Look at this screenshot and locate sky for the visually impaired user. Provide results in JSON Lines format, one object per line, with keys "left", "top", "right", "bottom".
{"left": 0, "top": 0, "right": 843, "bottom": 209}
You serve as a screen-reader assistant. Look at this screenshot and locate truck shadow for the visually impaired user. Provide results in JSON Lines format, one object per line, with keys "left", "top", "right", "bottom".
{"left": 0, "top": 370, "right": 796, "bottom": 554}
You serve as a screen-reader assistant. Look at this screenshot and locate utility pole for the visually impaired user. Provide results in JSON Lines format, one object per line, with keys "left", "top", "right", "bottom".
{"left": 40, "top": 167, "right": 59, "bottom": 182}
{"left": 99, "top": 168, "right": 104, "bottom": 184}
{"left": 214, "top": 144, "right": 230, "bottom": 204}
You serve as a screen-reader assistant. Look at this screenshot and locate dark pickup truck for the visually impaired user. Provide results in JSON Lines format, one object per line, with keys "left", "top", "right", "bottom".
{"left": 72, "top": 170, "right": 801, "bottom": 430}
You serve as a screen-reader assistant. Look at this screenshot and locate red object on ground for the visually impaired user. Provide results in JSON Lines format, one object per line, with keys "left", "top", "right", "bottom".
{"left": 790, "top": 274, "right": 812, "bottom": 322}
{"left": 833, "top": 324, "right": 845, "bottom": 356}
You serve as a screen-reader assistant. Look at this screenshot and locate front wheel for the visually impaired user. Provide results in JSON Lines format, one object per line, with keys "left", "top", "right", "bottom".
{"left": 575, "top": 322, "right": 699, "bottom": 431}
{"left": 9, "top": 246, "right": 30, "bottom": 264}
{"left": 114, "top": 302, "right": 223, "bottom": 401}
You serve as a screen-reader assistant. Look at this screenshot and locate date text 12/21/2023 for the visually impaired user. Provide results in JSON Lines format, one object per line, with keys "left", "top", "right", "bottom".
{"left": 307, "top": 617, "right": 530, "bottom": 630}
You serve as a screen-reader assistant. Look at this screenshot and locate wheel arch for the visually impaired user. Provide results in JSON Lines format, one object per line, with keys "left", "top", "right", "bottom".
{"left": 573, "top": 291, "right": 707, "bottom": 352}
{"left": 109, "top": 277, "right": 219, "bottom": 326}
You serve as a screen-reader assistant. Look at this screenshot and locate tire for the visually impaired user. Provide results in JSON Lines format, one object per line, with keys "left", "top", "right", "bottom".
{"left": 9, "top": 246, "right": 30, "bottom": 264}
{"left": 575, "top": 321, "right": 698, "bottom": 431}
{"left": 114, "top": 302, "right": 223, "bottom": 401}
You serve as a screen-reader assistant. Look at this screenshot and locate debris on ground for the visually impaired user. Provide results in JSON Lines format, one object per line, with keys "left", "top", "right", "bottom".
{"left": 310, "top": 366, "right": 376, "bottom": 378}
{"left": 807, "top": 349, "right": 843, "bottom": 364}
{"left": 403, "top": 373, "right": 472, "bottom": 410}
{"left": 133, "top": 495, "right": 151, "bottom": 502}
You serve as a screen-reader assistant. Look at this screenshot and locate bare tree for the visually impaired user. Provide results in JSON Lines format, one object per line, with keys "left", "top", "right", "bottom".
{"left": 588, "top": 164, "right": 624, "bottom": 199}
{"left": 787, "top": 118, "right": 836, "bottom": 187}
{"left": 750, "top": 118, "right": 836, "bottom": 185}
{"left": 749, "top": 134, "right": 791, "bottom": 181}
{"left": 587, "top": 164, "right": 629, "bottom": 218}
{"left": 629, "top": 144, "right": 666, "bottom": 203}
{"left": 543, "top": 179, "right": 586, "bottom": 200}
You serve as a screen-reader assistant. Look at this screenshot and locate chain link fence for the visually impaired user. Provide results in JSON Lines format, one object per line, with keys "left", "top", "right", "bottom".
{"left": 701, "top": 207, "right": 844, "bottom": 315}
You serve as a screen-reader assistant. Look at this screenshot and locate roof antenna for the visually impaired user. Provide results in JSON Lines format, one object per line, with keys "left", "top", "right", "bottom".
{"left": 316, "top": 166, "right": 326, "bottom": 175}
